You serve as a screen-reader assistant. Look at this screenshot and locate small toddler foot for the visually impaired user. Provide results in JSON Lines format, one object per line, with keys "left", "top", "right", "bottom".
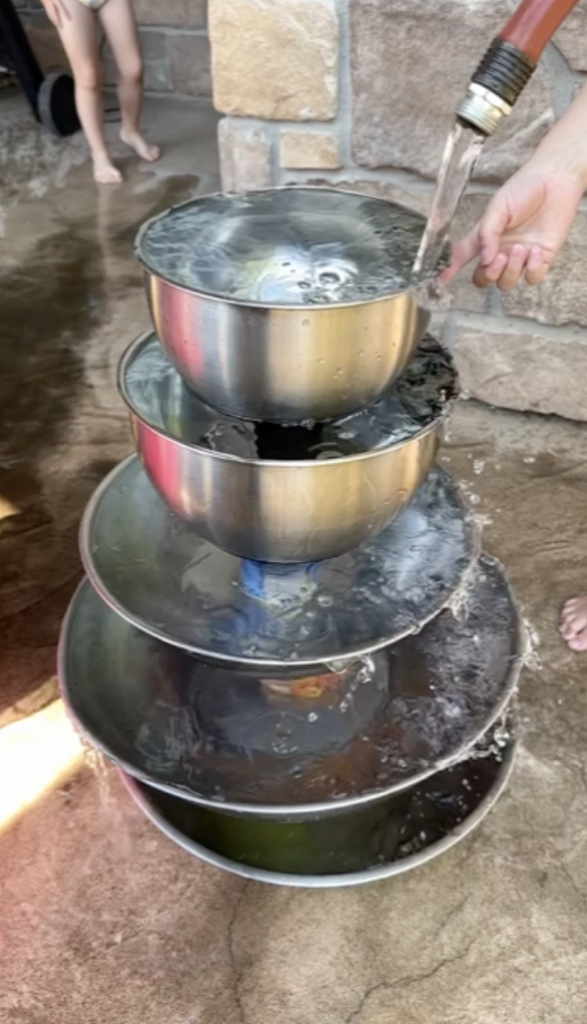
{"left": 120, "top": 128, "right": 160, "bottom": 163}
{"left": 560, "top": 596, "right": 587, "bottom": 652}
{"left": 93, "top": 154, "right": 123, "bottom": 184}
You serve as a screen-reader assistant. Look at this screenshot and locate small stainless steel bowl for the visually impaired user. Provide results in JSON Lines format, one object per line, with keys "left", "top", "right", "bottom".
{"left": 134, "top": 187, "right": 440, "bottom": 422}
{"left": 118, "top": 331, "right": 458, "bottom": 563}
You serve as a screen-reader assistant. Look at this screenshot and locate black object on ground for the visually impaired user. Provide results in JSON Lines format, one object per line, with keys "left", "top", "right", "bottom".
{"left": 0, "top": 0, "right": 80, "bottom": 136}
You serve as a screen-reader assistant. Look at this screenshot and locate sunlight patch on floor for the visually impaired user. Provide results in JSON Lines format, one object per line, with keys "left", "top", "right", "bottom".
{"left": 0, "top": 494, "right": 20, "bottom": 521}
{"left": 0, "top": 697, "right": 84, "bottom": 834}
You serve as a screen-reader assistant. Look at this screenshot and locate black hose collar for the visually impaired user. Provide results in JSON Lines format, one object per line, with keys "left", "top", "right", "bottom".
{"left": 471, "top": 38, "right": 536, "bottom": 107}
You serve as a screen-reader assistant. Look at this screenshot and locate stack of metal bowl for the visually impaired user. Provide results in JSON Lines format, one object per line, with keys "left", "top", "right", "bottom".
{"left": 59, "top": 187, "right": 522, "bottom": 887}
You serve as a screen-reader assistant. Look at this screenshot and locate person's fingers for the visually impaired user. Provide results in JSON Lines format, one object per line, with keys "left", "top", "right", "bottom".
{"left": 442, "top": 226, "right": 481, "bottom": 283}
{"left": 472, "top": 251, "right": 508, "bottom": 288}
{"left": 525, "top": 245, "right": 546, "bottom": 286}
{"left": 58, "top": 0, "right": 72, "bottom": 20}
{"left": 476, "top": 194, "right": 511, "bottom": 267}
{"left": 496, "top": 244, "right": 529, "bottom": 291}
{"left": 444, "top": 192, "right": 511, "bottom": 284}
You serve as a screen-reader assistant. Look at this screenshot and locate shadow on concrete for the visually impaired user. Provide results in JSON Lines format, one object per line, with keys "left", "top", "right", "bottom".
{"left": 0, "top": 176, "right": 198, "bottom": 719}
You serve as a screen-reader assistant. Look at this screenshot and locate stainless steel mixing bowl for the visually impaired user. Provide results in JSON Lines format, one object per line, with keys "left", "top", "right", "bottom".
{"left": 134, "top": 187, "right": 439, "bottom": 422}
{"left": 118, "top": 332, "right": 458, "bottom": 563}
{"left": 59, "top": 556, "right": 521, "bottom": 813}
{"left": 121, "top": 720, "right": 517, "bottom": 885}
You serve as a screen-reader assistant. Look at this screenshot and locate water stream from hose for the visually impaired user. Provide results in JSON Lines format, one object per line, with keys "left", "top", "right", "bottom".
{"left": 413, "top": 120, "right": 485, "bottom": 279}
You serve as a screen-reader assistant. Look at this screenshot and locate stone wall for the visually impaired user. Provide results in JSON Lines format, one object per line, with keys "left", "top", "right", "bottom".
{"left": 210, "top": 0, "right": 587, "bottom": 422}
{"left": 13, "top": 0, "right": 211, "bottom": 99}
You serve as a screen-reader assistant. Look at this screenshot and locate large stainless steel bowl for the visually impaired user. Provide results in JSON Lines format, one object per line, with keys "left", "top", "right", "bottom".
{"left": 59, "top": 556, "right": 521, "bottom": 814}
{"left": 121, "top": 720, "right": 516, "bottom": 885}
{"left": 134, "top": 187, "right": 440, "bottom": 422}
{"left": 118, "top": 331, "right": 458, "bottom": 562}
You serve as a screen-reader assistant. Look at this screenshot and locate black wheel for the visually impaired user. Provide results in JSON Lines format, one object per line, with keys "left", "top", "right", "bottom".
{"left": 37, "top": 71, "right": 80, "bottom": 137}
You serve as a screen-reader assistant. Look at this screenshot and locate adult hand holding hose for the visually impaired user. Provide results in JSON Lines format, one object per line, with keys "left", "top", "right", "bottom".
{"left": 446, "top": 0, "right": 587, "bottom": 651}
{"left": 445, "top": 0, "right": 587, "bottom": 290}
{"left": 443, "top": 113, "right": 587, "bottom": 289}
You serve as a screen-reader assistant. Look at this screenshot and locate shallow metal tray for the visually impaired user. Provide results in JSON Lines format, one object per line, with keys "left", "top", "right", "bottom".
{"left": 80, "top": 459, "right": 479, "bottom": 667}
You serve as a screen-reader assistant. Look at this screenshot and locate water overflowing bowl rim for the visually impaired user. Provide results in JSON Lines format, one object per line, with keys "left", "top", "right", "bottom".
{"left": 118, "top": 738, "right": 517, "bottom": 886}
{"left": 77, "top": 454, "right": 483, "bottom": 668}
{"left": 58, "top": 560, "right": 522, "bottom": 817}
{"left": 133, "top": 185, "right": 441, "bottom": 311}
{"left": 117, "top": 331, "right": 459, "bottom": 469}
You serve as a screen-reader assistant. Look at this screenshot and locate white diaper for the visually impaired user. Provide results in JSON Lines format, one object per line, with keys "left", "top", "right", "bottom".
{"left": 76, "top": 0, "right": 110, "bottom": 10}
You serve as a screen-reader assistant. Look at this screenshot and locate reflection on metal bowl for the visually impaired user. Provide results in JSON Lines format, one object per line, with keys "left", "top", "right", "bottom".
{"left": 121, "top": 718, "right": 517, "bottom": 887}
{"left": 134, "top": 187, "right": 443, "bottom": 422}
{"left": 79, "top": 460, "right": 478, "bottom": 666}
{"left": 118, "top": 332, "right": 457, "bottom": 562}
{"left": 59, "top": 556, "right": 521, "bottom": 814}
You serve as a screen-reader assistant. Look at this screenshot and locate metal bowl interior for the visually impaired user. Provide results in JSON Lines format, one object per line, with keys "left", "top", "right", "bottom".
{"left": 59, "top": 555, "right": 521, "bottom": 813}
{"left": 79, "top": 458, "right": 479, "bottom": 666}
{"left": 120, "top": 720, "right": 517, "bottom": 886}
{"left": 134, "top": 187, "right": 437, "bottom": 308}
{"left": 119, "top": 331, "right": 458, "bottom": 464}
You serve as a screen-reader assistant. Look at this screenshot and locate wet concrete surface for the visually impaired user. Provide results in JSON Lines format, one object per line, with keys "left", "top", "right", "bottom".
{"left": 2, "top": 90, "right": 587, "bottom": 1024}
{"left": 0, "top": 90, "right": 219, "bottom": 718}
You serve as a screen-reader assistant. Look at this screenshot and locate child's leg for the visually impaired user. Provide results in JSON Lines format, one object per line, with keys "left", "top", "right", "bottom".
{"left": 55, "top": 0, "right": 122, "bottom": 183}
{"left": 99, "top": 0, "right": 160, "bottom": 163}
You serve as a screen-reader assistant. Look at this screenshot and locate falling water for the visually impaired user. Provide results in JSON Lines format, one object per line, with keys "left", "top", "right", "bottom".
{"left": 413, "top": 120, "right": 485, "bottom": 279}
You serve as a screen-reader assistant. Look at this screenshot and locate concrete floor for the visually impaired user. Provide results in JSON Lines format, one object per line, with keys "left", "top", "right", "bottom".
{"left": 2, "top": 89, "right": 587, "bottom": 1024}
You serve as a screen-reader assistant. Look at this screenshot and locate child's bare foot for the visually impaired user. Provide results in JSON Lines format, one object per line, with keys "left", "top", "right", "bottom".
{"left": 93, "top": 153, "right": 123, "bottom": 185}
{"left": 120, "top": 128, "right": 160, "bottom": 163}
{"left": 560, "top": 596, "right": 587, "bottom": 651}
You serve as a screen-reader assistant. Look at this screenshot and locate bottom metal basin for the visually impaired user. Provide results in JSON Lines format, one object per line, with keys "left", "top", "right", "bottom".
{"left": 122, "top": 717, "right": 516, "bottom": 888}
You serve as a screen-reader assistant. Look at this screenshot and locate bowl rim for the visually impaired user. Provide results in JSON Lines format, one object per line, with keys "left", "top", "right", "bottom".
{"left": 58, "top": 562, "right": 522, "bottom": 817}
{"left": 133, "top": 184, "right": 441, "bottom": 311}
{"left": 117, "top": 330, "right": 459, "bottom": 470}
{"left": 77, "top": 455, "right": 482, "bottom": 667}
{"left": 117, "top": 736, "right": 516, "bottom": 886}
{"left": 118, "top": 734, "right": 516, "bottom": 886}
